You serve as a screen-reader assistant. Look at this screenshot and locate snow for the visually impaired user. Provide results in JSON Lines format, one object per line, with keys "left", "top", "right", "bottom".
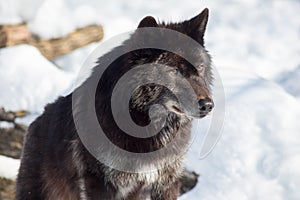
{"left": 27, "top": 0, "right": 76, "bottom": 39}
{"left": 183, "top": 69, "right": 300, "bottom": 200}
{"left": 0, "top": 45, "right": 75, "bottom": 113}
{"left": 0, "top": 0, "right": 300, "bottom": 199}
{"left": 0, "top": 0, "right": 22, "bottom": 24}
{"left": 0, "top": 155, "right": 20, "bottom": 179}
{"left": 276, "top": 65, "right": 300, "bottom": 99}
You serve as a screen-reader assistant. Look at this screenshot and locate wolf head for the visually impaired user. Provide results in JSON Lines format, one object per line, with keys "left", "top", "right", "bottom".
{"left": 128, "top": 9, "right": 213, "bottom": 125}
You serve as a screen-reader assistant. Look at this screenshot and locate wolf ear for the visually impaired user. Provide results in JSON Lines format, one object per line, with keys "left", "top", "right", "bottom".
{"left": 188, "top": 8, "right": 209, "bottom": 45}
{"left": 138, "top": 16, "right": 158, "bottom": 28}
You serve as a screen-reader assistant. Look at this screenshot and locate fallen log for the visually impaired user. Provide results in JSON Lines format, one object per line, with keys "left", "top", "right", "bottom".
{"left": 0, "top": 24, "right": 104, "bottom": 59}
{"left": 0, "top": 178, "right": 14, "bottom": 200}
{"left": 0, "top": 24, "right": 30, "bottom": 47}
{"left": 0, "top": 107, "right": 28, "bottom": 123}
{"left": 0, "top": 107, "right": 28, "bottom": 159}
{"left": 0, "top": 126, "right": 25, "bottom": 159}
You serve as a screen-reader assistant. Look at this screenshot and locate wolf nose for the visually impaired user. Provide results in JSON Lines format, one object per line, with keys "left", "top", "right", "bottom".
{"left": 198, "top": 98, "right": 214, "bottom": 113}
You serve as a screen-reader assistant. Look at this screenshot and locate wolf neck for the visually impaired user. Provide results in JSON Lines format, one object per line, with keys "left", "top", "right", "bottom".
{"left": 96, "top": 102, "right": 191, "bottom": 153}
{"left": 154, "top": 113, "right": 190, "bottom": 146}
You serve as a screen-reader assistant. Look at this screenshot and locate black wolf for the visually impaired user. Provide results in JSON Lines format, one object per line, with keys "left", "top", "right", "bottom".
{"left": 16, "top": 8, "right": 213, "bottom": 200}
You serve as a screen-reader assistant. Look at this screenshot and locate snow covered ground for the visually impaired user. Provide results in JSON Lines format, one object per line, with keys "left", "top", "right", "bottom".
{"left": 1, "top": 0, "right": 300, "bottom": 199}
{"left": 0, "top": 155, "right": 20, "bottom": 180}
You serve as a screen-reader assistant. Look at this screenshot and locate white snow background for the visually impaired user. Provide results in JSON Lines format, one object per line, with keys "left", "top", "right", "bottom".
{"left": 0, "top": 0, "right": 300, "bottom": 199}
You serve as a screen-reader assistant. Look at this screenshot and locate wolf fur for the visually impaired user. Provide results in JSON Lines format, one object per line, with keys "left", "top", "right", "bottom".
{"left": 16, "top": 8, "right": 213, "bottom": 200}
